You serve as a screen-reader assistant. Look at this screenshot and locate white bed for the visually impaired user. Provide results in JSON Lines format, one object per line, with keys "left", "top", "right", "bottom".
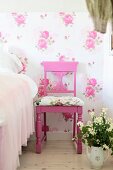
{"left": 0, "top": 72, "right": 37, "bottom": 170}
{"left": 0, "top": 70, "right": 37, "bottom": 170}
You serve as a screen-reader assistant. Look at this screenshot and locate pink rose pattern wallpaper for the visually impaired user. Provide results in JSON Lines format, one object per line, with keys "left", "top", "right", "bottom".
{"left": 12, "top": 12, "right": 27, "bottom": 26}
{"left": 0, "top": 31, "right": 7, "bottom": 43}
{"left": 84, "top": 30, "right": 102, "bottom": 50}
{"left": 59, "top": 12, "right": 76, "bottom": 26}
{"left": 84, "top": 78, "right": 102, "bottom": 99}
{"left": 0, "top": 12, "right": 104, "bottom": 133}
{"left": 37, "top": 30, "right": 55, "bottom": 50}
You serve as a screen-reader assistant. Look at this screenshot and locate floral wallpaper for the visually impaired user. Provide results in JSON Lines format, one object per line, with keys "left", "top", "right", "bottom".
{"left": 0, "top": 12, "right": 104, "bottom": 133}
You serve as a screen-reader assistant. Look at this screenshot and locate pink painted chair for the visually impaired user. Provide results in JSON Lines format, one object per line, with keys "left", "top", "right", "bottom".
{"left": 35, "top": 61, "right": 84, "bottom": 154}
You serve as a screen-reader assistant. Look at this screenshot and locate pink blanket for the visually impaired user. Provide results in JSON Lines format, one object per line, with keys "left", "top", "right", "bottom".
{"left": 0, "top": 73, "right": 35, "bottom": 170}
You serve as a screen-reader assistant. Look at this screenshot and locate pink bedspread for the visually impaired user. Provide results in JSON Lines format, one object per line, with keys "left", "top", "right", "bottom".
{"left": 0, "top": 73, "right": 35, "bottom": 170}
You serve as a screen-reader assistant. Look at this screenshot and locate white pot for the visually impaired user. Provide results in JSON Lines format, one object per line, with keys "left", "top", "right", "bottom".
{"left": 86, "top": 146, "right": 109, "bottom": 169}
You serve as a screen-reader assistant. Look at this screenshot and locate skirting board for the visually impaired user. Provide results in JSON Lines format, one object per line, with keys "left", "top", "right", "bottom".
{"left": 30, "top": 132, "right": 72, "bottom": 141}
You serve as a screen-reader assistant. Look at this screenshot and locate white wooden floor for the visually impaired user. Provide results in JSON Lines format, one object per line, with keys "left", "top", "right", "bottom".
{"left": 18, "top": 140, "right": 113, "bottom": 170}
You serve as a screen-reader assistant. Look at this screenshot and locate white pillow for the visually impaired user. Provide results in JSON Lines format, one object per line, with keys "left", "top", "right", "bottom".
{"left": 0, "top": 68, "right": 14, "bottom": 73}
{"left": 8, "top": 46, "right": 28, "bottom": 74}
{"left": 0, "top": 44, "right": 23, "bottom": 73}
{"left": 9, "top": 53, "right": 23, "bottom": 73}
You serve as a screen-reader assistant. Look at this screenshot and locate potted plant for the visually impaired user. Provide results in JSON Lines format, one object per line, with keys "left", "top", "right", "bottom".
{"left": 76, "top": 108, "right": 113, "bottom": 169}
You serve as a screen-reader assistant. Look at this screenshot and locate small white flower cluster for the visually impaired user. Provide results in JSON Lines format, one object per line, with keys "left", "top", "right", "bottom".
{"left": 107, "top": 122, "right": 113, "bottom": 132}
{"left": 103, "top": 144, "right": 109, "bottom": 150}
{"left": 90, "top": 111, "right": 95, "bottom": 118}
{"left": 76, "top": 108, "right": 113, "bottom": 154}
{"left": 88, "top": 128, "right": 95, "bottom": 136}
{"left": 94, "top": 117, "right": 103, "bottom": 124}
{"left": 77, "top": 121, "right": 84, "bottom": 130}
{"left": 101, "top": 108, "right": 108, "bottom": 113}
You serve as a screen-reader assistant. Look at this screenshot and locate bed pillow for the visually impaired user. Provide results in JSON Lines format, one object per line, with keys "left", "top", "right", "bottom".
{"left": 0, "top": 44, "right": 23, "bottom": 73}
{"left": 0, "top": 68, "right": 14, "bottom": 73}
{"left": 9, "top": 53, "right": 24, "bottom": 73}
{"left": 8, "top": 46, "right": 28, "bottom": 74}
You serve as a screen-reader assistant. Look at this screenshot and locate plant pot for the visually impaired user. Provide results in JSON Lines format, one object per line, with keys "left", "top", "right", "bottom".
{"left": 86, "top": 146, "right": 109, "bottom": 169}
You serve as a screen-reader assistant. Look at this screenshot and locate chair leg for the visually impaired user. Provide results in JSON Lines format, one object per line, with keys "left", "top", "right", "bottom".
{"left": 36, "top": 112, "right": 42, "bottom": 153}
{"left": 73, "top": 112, "right": 76, "bottom": 138}
{"left": 44, "top": 112, "right": 47, "bottom": 141}
{"left": 77, "top": 107, "right": 82, "bottom": 154}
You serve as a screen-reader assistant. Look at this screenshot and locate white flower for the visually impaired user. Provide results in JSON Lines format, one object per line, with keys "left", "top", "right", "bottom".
{"left": 108, "top": 118, "right": 112, "bottom": 123}
{"left": 107, "top": 123, "right": 113, "bottom": 132}
{"left": 101, "top": 108, "right": 108, "bottom": 113}
{"left": 89, "top": 128, "right": 95, "bottom": 135}
{"left": 94, "top": 117, "right": 103, "bottom": 124}
{"left": 77, "top": 121, "right": 83, "bottom": 129}
{"left": 89, "top": 111, "right": 95, "bottom": 118}
{"left": 72, "top": 137, "right": 75, "bottom": 141}
{"left": 103, "top": 144, "right": 109, "bottom": 150}
{"left": 87, "top": 121, "right": 92, "bottom": 127}
{"left": 84, "top": 139, "right": 88, "bottom": 145}
{"left": 110, "top": 137, "right": 113, "bottom": 141}
{"left": 96, "top": 139, "right": 100, "bottom": 144}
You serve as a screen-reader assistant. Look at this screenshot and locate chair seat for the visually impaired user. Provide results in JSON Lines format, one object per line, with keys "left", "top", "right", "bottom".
{"left": 36, "top": 96, "right": 84, "bottom": 106}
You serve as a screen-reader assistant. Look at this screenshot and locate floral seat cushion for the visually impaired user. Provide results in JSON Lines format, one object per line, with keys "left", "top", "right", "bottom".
{"left": 36, "top": 96, "right": 84, "bottom": 106}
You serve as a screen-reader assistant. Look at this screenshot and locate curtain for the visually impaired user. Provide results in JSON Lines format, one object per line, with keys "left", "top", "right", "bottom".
{"left": 103, "top": 55, "right": 113, "bottom": 117}
{"left": 86, "top": 0, "right": 112, "bottom": 33}
{"left": 103, "top": 30, "right": 113, "bottom": 116}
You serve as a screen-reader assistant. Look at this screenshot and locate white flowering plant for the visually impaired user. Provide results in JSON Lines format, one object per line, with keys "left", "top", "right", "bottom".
{"left": 77, "top": 108, "right": 113, "bottom": 154}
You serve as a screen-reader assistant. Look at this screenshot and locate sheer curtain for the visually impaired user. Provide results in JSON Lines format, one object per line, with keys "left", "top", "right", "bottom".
{"left": 103, "top": 30, "right": 113, "bottom": 117}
